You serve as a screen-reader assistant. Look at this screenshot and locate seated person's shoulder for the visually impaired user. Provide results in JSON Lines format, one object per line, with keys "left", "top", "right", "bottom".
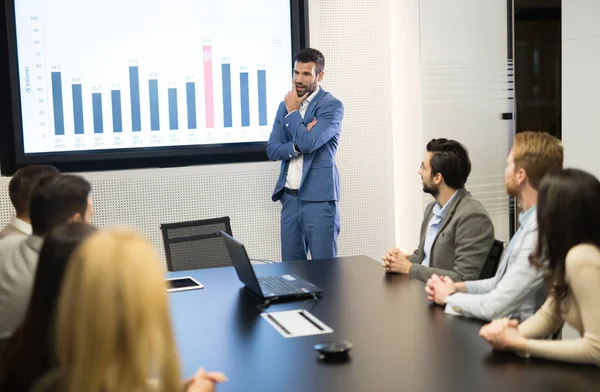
{"left": 566, "top": 244, "right": 600, "bottom": 271}
{"left": 454, "top": 192, "right": 489, "bottom": 217}
{"left": 0, "top": 236, "right": 27, "bottom": 258}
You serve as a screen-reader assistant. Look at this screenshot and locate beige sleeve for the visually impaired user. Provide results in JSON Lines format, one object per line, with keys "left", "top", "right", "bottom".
{"left": 518, "top": 296, "right": 563, "bottom": 339}
{"left": 520, "top": 245, "right": 600, "bottom": 365}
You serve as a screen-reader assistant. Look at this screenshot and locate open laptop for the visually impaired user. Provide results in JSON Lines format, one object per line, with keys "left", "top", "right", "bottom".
{"left": 219, "top": 231, "right": 323, "bottom": 300}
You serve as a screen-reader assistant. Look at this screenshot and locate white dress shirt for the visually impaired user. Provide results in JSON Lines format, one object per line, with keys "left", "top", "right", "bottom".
{"left": 284, "top": 86, "right": 320, "bottom": 190}
{"left": 0, "top": 217, "right": 32, "bottom": 240}
{"left": 0, "top": 234, "right": 44, "bottom": 338}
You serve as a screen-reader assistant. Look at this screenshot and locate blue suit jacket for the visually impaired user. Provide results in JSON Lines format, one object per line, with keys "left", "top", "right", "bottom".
{"left": 267, "top": 88, "right": 344, "bottom": 202}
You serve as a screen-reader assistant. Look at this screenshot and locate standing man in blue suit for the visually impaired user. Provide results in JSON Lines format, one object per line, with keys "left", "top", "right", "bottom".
{"left": 267, "top": 48, "right": 344, "bottom": 261}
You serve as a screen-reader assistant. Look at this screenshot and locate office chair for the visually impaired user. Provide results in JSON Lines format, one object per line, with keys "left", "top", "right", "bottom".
{"left": 160, "top": 216, "right": 233, "bottom": 271}
{"left": 478, "top": 240, "right": 506, "bottom": 279}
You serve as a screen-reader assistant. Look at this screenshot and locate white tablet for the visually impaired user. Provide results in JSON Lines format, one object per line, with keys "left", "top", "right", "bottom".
{"left": 165, "top": 276, "right": 204, "bottom": 292}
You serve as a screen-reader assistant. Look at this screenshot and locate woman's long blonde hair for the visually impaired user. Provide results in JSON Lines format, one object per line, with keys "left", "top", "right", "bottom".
{"left": 55, "top": 230, "right": 181, "bottom": 392}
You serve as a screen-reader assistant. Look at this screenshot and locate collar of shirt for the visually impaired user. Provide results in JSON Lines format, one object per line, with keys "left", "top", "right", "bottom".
{"left": 518, "top": 205, "right": 537, "bottom": 229}
{"left": 299, "top": 86, "right": 320, "bottom": 119}
{"left": 431, "top": 189, "right": 460, "bottom": 220}
{"left": 303, "top": 85, "right": 320, "bottom": 106}
{"left": 9, "top": 216, "right": 32, "bottom": 235}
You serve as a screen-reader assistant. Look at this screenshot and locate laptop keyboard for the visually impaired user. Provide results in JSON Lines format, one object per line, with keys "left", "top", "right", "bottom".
{"left": 259, "top": 276, "right": 306, "bottom": 296}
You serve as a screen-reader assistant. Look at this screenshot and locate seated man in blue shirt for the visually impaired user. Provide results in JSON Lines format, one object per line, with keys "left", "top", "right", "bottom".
{"left": 426, "top": 131, "right": 564, "bottom": 322}
{"left": 383, "top": 138, "right": 494, "bottom": 282}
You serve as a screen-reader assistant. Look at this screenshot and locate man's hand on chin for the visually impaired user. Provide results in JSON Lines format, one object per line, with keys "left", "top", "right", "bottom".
{"left": 284, "top": 79, "right": 308, "bottom": 113}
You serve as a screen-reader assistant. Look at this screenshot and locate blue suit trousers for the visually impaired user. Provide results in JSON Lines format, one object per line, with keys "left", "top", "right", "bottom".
{"left": 280, "top": 192, "right": 340, "bottom": 261}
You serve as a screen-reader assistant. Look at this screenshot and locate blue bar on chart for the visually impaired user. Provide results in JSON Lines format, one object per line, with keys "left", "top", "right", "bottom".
{"left": 149, "top": 79, "right": 160, "bottom": 131}
{"left": 51, "top": 72, "right": 64, "bottom": 135}
{"left": 240, "top": 72, "right": 250, "bottom": 127}
{"left": 186, "top": 82, "right": 196, "bottom": 129}
{"left": 111, "top": 90, "right": 122, "bottom": 133}
{"left": 129, "top": 66, "right": 141, "bottom": 132}
{"left": 221, "top": 64, "right": 232, "bottom": 128}
{"left": 92, "top": 93, "right": 103, "bottom": 134}
{"left": 257, "top": 70, "right": 267, "bottom": 126}
{"left": 168, "top": 88, "right": 178, "bottom": 130}
{"left": 72, "top": 84, "right": 84, "bottom": 135}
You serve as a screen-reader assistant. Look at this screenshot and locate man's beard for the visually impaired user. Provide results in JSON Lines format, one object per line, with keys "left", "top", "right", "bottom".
{"left": 505, "top": 180, "right": 519, "bottom": 197}
{"left": 423, "top": 181, "right": 439, "bottom": 197}
{"left": 296, "top": 81, "right": 318, "bottom": 97}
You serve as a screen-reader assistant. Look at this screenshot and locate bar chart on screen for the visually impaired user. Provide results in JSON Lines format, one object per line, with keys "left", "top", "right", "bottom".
{"left": 14, "top": 0, "right": 291, "bottom": 154}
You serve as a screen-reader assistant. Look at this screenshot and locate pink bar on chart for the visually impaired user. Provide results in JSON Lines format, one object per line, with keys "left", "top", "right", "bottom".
{"left": 203, "top": 45, "right": 215, "bottom": 128}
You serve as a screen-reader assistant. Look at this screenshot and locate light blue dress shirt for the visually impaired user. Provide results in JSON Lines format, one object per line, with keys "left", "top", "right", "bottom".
{"left": 421, "top": 191, "right": 459, "bottom": 267}
{"left": 445, "top": 206, "right": 546, "bottom": 321}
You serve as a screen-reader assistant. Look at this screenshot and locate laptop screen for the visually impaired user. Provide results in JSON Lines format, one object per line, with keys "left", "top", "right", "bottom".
{"left": 219, "top": 231, "right": 264, "bottom": 297}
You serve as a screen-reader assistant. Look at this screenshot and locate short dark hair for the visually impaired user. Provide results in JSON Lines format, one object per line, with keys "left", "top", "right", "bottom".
{"left": 29, "top": 174, "right": 92, "bottom": 235}
{"left": 530, "top": 168, "right": 600, "bottom": 312}
{"left": 293, "top": 48, "right": 325, "bottom": 75}
{"left": 8, "top": 165, "right": 59, "bottom": 216}
{"left": 426, "top": 138, "right": 472, "bottom": 189}
{"left": 0, "top": 223, "right": 96, "bottom": 391}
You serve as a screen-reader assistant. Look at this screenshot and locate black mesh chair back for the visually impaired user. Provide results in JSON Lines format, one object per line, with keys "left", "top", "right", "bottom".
{"left": 160, "top": 217, "right": 233, "bottom": 271}
{"left": 478, "top": 239, "right": 506, "bottom": 279}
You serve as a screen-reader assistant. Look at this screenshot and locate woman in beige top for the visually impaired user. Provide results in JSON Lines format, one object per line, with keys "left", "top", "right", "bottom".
{"left": 479, "top": 168, "right": 600, "bottom": 366}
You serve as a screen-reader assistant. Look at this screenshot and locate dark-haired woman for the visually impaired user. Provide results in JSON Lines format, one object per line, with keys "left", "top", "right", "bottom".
{"left": 479, "top": 168, "right": 600, "bottom": 366}
{"left": 0, "top": 223, "right": 96, "bottom": 390}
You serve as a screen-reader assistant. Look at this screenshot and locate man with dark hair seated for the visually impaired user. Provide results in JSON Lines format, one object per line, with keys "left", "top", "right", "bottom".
{"left": 0, "top": 165, "right": 59, "bottom": 240}
{"left": 0, "top": 174, "right": 93, "bottom": 339}
{"left": 427, "top": 131, "right": 564, "bottom": 322}
{"left": 382, "top": 138, "right": 494, "bottom": 283}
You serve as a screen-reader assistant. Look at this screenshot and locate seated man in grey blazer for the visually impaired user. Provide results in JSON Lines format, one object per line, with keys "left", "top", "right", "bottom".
{"left": 383, "top": 139, "right": 494, "bottom": 282}
{"left": 0, "top": 174, "right": 93, "bottom": 339}
{"left": 426, "top": 131, "right": 563, "bottom": 322}
{"left": 0, "top": 165, "right": 58, "bottom": 240}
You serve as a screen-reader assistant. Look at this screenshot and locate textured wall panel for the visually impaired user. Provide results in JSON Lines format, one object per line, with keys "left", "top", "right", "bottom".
{"left": 308, "top": 0, "right": 392, "bottom": 260}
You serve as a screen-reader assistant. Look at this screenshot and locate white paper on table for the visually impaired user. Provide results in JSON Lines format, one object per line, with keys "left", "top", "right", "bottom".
{"left": 261, "top": 309, "right": 333, "bottom": 338}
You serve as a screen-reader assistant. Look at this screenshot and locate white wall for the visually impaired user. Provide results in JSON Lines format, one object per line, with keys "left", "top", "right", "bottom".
{"left": 388, "top": 0, "right": 425, "bottom": 251}
{"left": 1, "top": 0, "right": 397, "bottom": 269}
{"left": 561, "top": 0, "right": 600, "bottom": 341}
{"left": 389, "top": 0, "right": 515, "bottom": 249}
{"left": 562, "top": 0, "right": 600, "bottom": 177}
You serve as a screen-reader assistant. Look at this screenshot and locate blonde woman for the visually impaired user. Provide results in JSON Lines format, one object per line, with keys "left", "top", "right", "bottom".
{"left": 34, "top": 230, "right": 226, "bottom": 392}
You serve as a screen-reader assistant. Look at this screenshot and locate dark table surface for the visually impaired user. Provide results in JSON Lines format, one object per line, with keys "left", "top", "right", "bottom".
{"left": 168, "top": 256, "right": 600, "bottom": 392}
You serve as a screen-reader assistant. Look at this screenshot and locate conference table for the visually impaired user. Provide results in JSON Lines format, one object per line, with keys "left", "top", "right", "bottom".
{"left": 168, "top": 256, "right": 600, "bottom": 392}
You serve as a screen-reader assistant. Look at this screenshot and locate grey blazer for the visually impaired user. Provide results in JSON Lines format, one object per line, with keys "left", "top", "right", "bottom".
{"left": 408, "top": 188, "right": 495, "bottom": 283}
